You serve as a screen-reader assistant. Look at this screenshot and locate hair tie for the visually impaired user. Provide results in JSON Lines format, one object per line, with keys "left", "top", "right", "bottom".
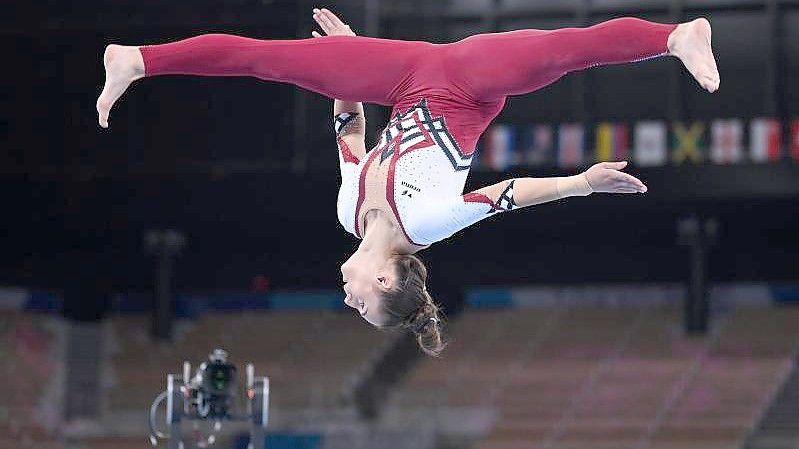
{"left": 413, "top": 316, "right": 439, "bottom": 334}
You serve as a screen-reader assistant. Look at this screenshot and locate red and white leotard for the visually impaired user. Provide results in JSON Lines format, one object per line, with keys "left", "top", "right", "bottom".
{"left": 336, "top": 99, "right": 517, "bottom": 246}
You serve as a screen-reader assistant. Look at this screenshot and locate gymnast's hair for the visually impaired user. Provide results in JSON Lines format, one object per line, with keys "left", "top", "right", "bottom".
{"left": 379, "top": 254, "right": 447, "bottom": 357}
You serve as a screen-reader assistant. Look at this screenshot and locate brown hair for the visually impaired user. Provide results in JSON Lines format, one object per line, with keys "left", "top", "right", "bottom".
{"left": 378, "top": 254, "right": 447, "bottom": 357}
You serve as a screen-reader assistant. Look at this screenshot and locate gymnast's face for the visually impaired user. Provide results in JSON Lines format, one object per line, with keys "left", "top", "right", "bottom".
{"left": 340, "top": 256, "right": 394, "bottom": 326}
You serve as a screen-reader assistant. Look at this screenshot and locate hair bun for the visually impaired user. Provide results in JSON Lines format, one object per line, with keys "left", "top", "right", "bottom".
{"left": 380, "top": 254, "right": 446, "bottom": 357}
{"left": 415, "top": 314, "right": 446, "bottom": 357}
{"left": 413, "top": 316, "right": 439, "bottom": 334}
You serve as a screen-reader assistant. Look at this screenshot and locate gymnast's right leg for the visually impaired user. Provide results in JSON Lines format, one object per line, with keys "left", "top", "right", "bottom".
{"left": 97, "top": 34, "right": 430, "bottom": 128}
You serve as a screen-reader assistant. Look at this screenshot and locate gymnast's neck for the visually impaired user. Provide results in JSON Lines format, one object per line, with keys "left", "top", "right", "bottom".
{"left": 358, "top": 209, "right": 414, "bottom": 257}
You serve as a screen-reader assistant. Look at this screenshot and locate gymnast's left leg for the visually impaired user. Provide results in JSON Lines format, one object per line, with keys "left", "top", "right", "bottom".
{"left": 442, "top": 17, "right": 719, "bottom": 102}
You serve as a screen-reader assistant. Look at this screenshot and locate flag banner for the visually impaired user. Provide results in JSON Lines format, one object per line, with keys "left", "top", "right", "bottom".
{"left": 558, "top": 123, "right": 585, "bottom": 168}
{"left": 709, "top": 119, "right": 743, "bottom": 164}
{"left": 523, "top": 124, "right": 555, "bottom": 167}
{"left": 482, "top": 124, "right": 516, "bottom": 171}
{"left": 672, "top": 122, "right": 705, "bottom": 164}
{"left": 633, "top": 121, "right": 668, "bottom": 167}
{"left": 749, "top": 118, "right": 782, "bottom": 162}
{"left": 595, "top": 122, "right": 629, "bottom": 162}
{"left": 477, "top": 119, "right": 797, "bottom": 167}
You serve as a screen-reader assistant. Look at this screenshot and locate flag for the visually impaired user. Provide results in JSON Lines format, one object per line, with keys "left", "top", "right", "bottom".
{"left": 595, "top": 122, "right": 629, "bottom": 162}
{"left": 482, "top": 124, "right": 515, "bottom": 171}
{"left": 558, "top": 123, "right": 584, "bottom": 168}
{"left": 522, "top": 124, "right": 555, "bottom": 166}
{"left": 672, "top": 122, "right": 705, "bottom": 164}
{"left": 749, "top": 118, "right": 782, "bottom": 162}
{"left": 792, "top": 120, "right": 799, "bottom": 162}
{"left": 633, "top": 121, "right": 667, "bottom": 167}
{"left": 709, "top": 119, "right": 743, "bottom": 164}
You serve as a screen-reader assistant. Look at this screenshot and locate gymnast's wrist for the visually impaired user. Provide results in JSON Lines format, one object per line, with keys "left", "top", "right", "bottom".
{"left": 556, "top": 174, "right": 593, "bottom": 198}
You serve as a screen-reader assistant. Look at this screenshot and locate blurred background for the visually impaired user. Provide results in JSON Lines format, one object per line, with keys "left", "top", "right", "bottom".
{"left": 2, "top": 0, "right": 799, "bottom": 448}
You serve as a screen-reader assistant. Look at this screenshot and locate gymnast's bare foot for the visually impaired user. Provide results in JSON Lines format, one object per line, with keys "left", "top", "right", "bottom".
{"left": 668, "top": 18, "right": 720, "bottom": 93}
{"left": 96, "top": 44, "right": 145, "bottom": 128}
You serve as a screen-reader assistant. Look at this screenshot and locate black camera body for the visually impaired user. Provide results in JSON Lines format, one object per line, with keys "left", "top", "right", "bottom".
{"left": 189, "top": 349, "right": 238, "bottom": 420}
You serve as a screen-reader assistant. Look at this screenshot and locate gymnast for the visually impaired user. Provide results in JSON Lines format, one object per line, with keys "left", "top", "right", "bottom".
{"left": 96, "top": 8, "right": 719, "bottom": 356}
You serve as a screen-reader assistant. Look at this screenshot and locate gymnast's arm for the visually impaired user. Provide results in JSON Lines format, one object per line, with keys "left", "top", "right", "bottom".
{"left": 408, "top": 162, "right": 647, "bottom": 245}
{"left": 312, "top": 8, "right": 368, "bottom": 160}
{"left": 472, "top": 161, "right": 647, "bottom": 209}
{"left": 333, "top": 100, "right": 367, "bottom": 161}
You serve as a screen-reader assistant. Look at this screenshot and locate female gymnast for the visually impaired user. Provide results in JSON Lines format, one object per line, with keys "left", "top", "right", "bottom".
{"left": 96, "top": 8, "right": 719, "bottom": 356}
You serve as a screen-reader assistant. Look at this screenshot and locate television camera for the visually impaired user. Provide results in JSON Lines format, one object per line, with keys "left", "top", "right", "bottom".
{"left": 148, "top": 349, "right": 269, "bottom": 449}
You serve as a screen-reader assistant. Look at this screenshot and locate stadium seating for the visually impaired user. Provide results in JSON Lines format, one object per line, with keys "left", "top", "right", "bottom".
{"left": 389, "top": 305, "right": 799, "bottom": 449}
{"left": 5, "top": 303, "right": 798, "bottom": 449}
{"left": 0, "top": 311, "right": 63, "bottom": 449}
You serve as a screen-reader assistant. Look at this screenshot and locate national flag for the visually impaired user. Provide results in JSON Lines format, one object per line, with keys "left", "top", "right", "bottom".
{"left": 749, "top": 118, "right": 782, "bottom": 162}
{"left": 792, "top": 120, "right": 799, "bottom": 162}
{"left": 709, "top": 119, "right": 743, "bottom": 164}
{"left": 672, "top": 122, "right": 705, "bottom": 164}
{"left": 595, "top": 122, "right": 629, "bottom": 162}
{"left": 558, "top": 123, "right": 584, "bottom": 168}
{"left": 522, "top": 124, "right": 555, "bottom": 166}
{"left": 633, "top": 121, "right": 667, "bottom": 167}
{"left": 482, "top": 124, "right": 515, "bottom": 171}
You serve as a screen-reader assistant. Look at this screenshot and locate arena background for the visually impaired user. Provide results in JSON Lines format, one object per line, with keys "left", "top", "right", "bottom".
{"left": 2, "top": 0, "right": 799, "bottom": 448}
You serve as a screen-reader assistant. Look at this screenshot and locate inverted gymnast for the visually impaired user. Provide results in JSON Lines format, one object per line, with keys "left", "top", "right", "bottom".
{"left": 97, "top": 8, "right": 719, "bottom": 356}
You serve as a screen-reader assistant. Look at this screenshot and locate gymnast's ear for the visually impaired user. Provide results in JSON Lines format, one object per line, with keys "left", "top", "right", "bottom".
{"left": 376, "top": 274, "right": 393, "bottom": 290}
{"left": 376, "top": 258, "right": 401, "bottom": 290}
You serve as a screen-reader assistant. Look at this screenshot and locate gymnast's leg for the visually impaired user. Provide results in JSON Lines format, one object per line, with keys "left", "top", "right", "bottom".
{"left": 97, "top": 35, "right": 432, "bottom": 128}
{"left": 443, "top": 17, "right": 719, "bottom": 102}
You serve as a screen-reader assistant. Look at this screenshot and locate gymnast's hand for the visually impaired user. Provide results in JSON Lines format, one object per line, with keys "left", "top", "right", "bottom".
{"left": 311, "top": 8, "right": 357, "bottom": 37}
{"left": 583, "top": 161, "right": 647, "bottom": 194}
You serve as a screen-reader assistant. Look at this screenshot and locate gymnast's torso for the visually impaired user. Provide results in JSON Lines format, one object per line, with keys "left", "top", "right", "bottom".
{"left": 336, "top": 97, "right": 510, "bottom": 247}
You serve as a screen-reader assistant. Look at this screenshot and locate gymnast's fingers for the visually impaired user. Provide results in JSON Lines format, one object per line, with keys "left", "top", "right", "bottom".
{"left": 312, "top": 10, "right": 331, "bottom": 33}
{"left": 614, "top": 180, "right": 647, "bottom": 193}
{"left": 615, "top": 180, "right": 647, "bottom": 193}
{"left": 311, "top": 13, "right": 322, "bottom": 30}
{"left": 613, "top": 171, "right": 646, "bottom": 190}
{"left": 311, "top": 31, "right": 322, "bottom": 38}
{"left": 321, "top": 8, "right": 346, "bottom": 27}
{"left": 312, "top": 17, "right": 328, "bottom": 35}
{"left": 315, "top": 11, "right": 335, "bottom": 32}
{"left": 615, "top": 178, "right": 643, "bottom": 190}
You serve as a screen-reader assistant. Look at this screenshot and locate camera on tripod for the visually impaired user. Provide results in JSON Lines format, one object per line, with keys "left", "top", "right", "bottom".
{"left": 149, "top": 349, "right": 270, "bottom": 449}
{"left": 188, "top": 348, "right": 237, "bottom": 420}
